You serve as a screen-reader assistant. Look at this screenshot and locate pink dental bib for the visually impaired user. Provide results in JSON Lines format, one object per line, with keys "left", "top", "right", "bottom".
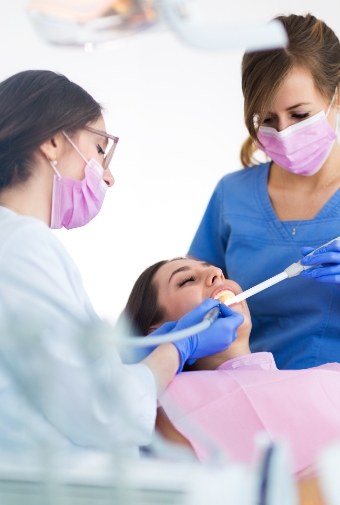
{"left": 159, "top": 352, "right": 340, "bottom": 475}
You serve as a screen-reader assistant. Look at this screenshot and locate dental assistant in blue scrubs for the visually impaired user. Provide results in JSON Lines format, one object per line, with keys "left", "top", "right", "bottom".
{"left": 188, "top": 13, "right": 340, "bottom": 370}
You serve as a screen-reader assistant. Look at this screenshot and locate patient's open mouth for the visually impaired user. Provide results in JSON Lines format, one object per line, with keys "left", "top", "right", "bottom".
{"left": 213, "top": 289, "right": 235, "bottom": 304}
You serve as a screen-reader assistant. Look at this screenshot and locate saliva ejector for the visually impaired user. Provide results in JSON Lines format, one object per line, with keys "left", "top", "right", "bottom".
{"left": 119, "top": 236, "right": 339, "bottom": 348}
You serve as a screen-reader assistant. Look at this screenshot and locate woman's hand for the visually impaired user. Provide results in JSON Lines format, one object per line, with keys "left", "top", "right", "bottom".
{"left": 300, "top": 239, "right": 340, "bottom": 283}
{"left": 151, "top": 299, "right": 244, "bottom": 372}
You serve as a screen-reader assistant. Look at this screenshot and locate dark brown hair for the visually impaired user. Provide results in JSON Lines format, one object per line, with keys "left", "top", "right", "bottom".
{"left": 240, "top": 13, "right": 340, "bottom": 167}
{"left": 0, "top": 70, "right": 102, "bottom": 189}
{"left": 121, "top": 257, "right": 190, "bottom": 336}
{"left": 122, "top": 260, "right": 169, "bottom": 336}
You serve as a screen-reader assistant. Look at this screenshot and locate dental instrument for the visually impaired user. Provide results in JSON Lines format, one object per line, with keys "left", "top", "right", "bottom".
{"left": 222, "top": 264, "right": 302, "bottom": 307}
{"left": 117, "top": 307, "right": 220, "bottom": 348}
{"left": 223, "top": 236, "right": 340, "bottom": 307}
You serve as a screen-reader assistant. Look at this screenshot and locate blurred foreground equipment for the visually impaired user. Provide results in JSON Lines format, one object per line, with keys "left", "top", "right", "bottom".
{"left": 27, "top": 0, "right": 288, "bottom": 51}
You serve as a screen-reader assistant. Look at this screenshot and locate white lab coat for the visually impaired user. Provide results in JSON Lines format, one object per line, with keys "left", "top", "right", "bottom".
{"left": 0, "top": 207, "right": 157, "bottom": 453}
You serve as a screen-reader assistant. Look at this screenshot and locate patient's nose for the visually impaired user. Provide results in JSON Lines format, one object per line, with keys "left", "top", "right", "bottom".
{"left": 206, "top": 266, "right": 224, "bottom": 286}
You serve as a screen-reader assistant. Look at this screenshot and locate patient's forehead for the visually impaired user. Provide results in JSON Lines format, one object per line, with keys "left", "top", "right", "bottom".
{"left": 156, "top": 259, "right": 211, "bottom": 281}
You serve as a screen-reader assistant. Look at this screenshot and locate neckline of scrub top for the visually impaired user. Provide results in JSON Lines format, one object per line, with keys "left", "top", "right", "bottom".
{"left": 256, "top": 162, "right": 340, "bottom": 241}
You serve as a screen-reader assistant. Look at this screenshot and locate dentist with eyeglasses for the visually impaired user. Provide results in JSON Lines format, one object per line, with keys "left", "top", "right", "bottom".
{"left": 0, "top": 69, "right": 242, "bottom": 453}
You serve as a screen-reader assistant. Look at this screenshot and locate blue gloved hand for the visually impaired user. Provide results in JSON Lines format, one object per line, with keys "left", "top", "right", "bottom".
{"left": 151, "top": 298, "right": 244, "bottom": 373}
{"left": 300, "top": 239, "right": 340, "bottom": 283}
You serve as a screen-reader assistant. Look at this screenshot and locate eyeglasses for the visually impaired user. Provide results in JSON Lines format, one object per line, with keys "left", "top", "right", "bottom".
{"left": 85, "top": 126, "right": 119, "bottom": 170}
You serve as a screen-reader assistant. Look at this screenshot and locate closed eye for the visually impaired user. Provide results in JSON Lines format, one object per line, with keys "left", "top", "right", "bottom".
{"left": 96, "top": 144, "right": 105, "bottom": 155}
{"left": 178, "top": 276, "right": 196, "bottom": 287}
{"left": 262, "top": 112, "right": 310, "bottom": 125}
{"left": 291, "top": 112, "right": 309, "bottom": 120}
{"left": 262, "top": 116, "right": 274, "bottom": 125}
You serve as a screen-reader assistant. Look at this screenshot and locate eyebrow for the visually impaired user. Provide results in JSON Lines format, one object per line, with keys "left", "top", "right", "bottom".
{"left": 168, "top": 261, "right": 211, "bottom": 284}
{"left": 267, "top": 102, "right": 312, "bottom": 114}
{"left": 286, "top": 102, "right": 311, "bottom": 111}
{"left": 89, "top": 130, "right": 109, "bottom": 148}
{"left": 97, "top": 135, "right": 108, "bottom": 148}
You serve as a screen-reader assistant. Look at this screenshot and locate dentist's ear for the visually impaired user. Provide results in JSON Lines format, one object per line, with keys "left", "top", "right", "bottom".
{"left": 38, "top": 133, "right": 64, "bottom": 161}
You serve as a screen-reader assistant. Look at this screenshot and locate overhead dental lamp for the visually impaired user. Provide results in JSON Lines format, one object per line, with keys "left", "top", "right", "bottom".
{"left": 27, "top": 0, "right": 288, "bottom": 51}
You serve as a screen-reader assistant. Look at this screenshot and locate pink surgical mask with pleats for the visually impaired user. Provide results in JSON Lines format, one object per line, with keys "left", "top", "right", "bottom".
{"left": 50, "top": 132, "right": 107, "bottom": 229}
{"left": 257, "top": 107, "right": 337, "bottom": 176}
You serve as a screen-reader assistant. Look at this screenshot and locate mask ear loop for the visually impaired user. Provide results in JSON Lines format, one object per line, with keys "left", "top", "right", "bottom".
{"left": 62, "top": 131, "right": 89, "bottom": 164}
{"left": 335, "top": 86, "right": 340, "bottom": 140}
{"left": 49, "top": 159, "right": 61, "bottom": 177}
{"left": 326, "top": 88, "right": 338, "bottom": 116}
{"left": 329, "top": 86, "right": 340, "bottom": 142}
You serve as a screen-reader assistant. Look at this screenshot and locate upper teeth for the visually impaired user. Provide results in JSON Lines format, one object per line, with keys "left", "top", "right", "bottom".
{"left": 214, "top": 289, "right": 235, "bottom": 304}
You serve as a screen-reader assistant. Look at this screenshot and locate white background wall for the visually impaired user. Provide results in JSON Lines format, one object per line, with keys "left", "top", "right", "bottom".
{"left": 2, "top": 1, "right": 340, "bottom": 323}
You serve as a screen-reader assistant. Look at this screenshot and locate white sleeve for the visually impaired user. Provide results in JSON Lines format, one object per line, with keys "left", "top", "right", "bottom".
{"left": 0, "top": 216, "right": 98, "bottom": 324}
{"left": 0, "top": 215, "right": 157, "bottom": 449}
{"left": 2, "top": 339, "right": 158, "bottom": 449}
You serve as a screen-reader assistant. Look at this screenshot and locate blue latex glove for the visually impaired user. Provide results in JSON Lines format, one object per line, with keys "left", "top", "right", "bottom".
{"left": 300, "top": 240, "right": 340, "bottom": 283}
{"left": 150, "top": 298, "right": 244, "bottom": 373}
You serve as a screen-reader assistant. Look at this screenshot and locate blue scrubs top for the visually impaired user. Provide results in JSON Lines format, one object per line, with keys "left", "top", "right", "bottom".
{"left": 188, "top": 162, "right": 340, "bottom": 369}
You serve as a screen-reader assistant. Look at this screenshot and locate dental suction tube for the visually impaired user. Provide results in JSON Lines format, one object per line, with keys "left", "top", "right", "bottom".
{"left": 118, "top": 307, "right": 220, "bottom": 347}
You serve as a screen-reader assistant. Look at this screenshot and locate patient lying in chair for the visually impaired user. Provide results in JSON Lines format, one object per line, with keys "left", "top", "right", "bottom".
{"left": 122, "top": 257, "right": 339, "bottom": 502}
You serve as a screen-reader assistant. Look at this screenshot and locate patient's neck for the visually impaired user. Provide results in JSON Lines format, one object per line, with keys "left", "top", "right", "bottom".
{"left": 188, "top": 339, "right": 251, "bottom": 371}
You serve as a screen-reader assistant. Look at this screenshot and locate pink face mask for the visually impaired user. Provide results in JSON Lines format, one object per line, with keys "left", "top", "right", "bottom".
{"left": 50, "top": 133, "right": 108, "bottom": 229}
{"left": 257, "top": 109, "right": 337, "bottom": 176}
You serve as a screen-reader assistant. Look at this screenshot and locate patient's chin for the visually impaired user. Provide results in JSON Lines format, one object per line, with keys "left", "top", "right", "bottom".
{"left": 236, "top": 321, "right": 252, "bottom": 344}
{"left": 233, "top": 305, "right": 252, "bottom": 345}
